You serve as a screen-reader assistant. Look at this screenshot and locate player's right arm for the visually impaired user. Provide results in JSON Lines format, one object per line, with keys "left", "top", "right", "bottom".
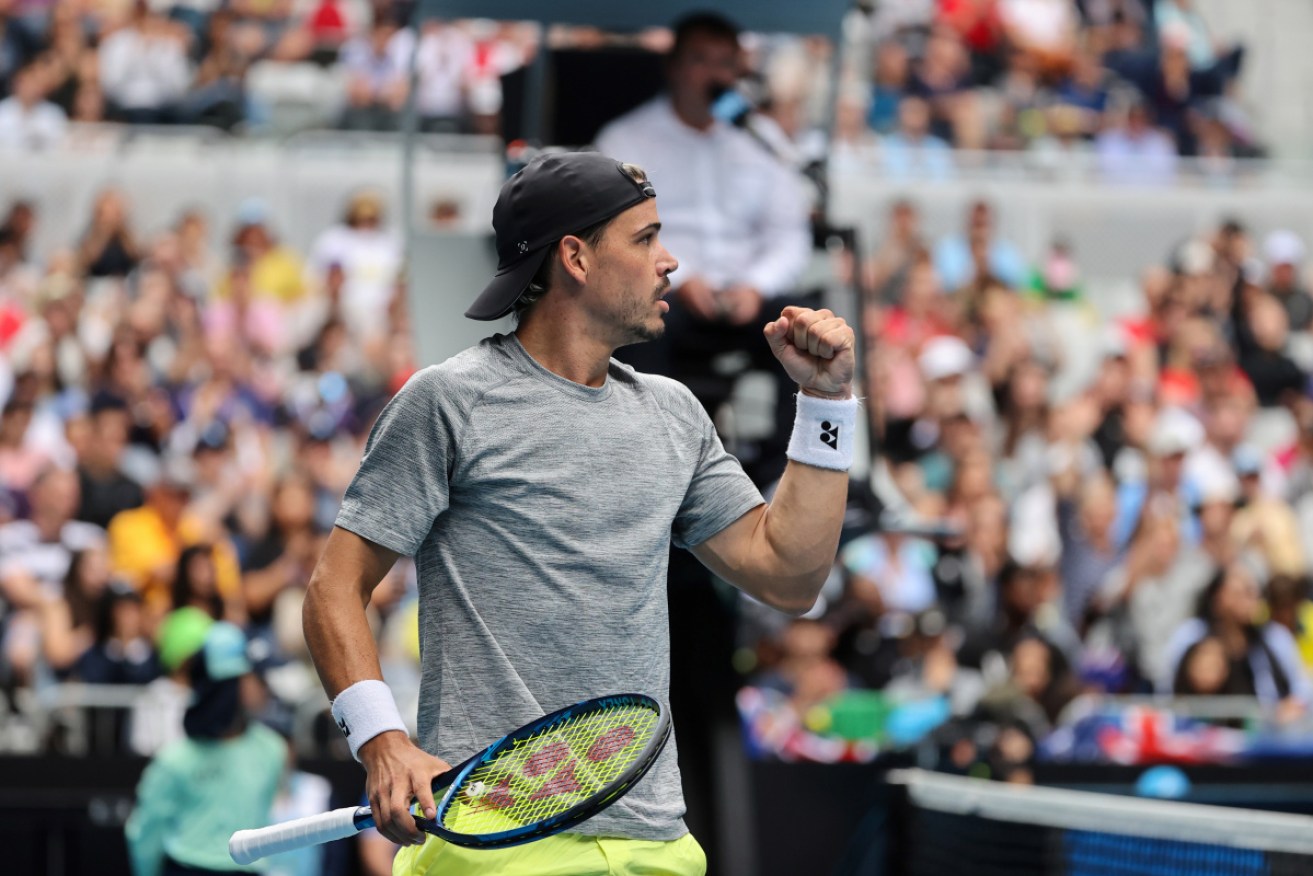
{"left": 303, "top": 526, "right": 450, "bottom": 847}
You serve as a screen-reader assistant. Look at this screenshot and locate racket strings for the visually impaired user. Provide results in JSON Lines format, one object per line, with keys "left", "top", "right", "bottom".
{"left": 443, "top": 704, "right": 658, "bottom": 835}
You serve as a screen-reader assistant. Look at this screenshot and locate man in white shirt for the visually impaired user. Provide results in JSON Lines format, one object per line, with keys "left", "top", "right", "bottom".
{"left": 98, "top": 2, "right": 192, "bottom": 123}
{"left": 0, "top": 64, "right": 67, "bottom": 150}
{"left": 595, "top": 12, "right": 813, "bottom": 484}
{"left": 386, "top": 21, "right": 475, "bottom": 133}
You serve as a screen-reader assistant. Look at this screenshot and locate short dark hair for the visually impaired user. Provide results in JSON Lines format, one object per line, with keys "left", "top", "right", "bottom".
{"left": 512, "top": 217, "right": 613, "bottom": 324}
{"left": 671, "top": 12, "right": 740, "bottom": 58}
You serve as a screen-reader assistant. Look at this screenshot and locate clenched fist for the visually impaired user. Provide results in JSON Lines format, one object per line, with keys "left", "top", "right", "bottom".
{"left": 764, "top": 306, "right": 856, "bottom": 399}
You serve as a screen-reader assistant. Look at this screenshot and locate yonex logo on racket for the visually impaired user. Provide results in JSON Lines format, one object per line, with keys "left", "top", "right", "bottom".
{"left": 468, "top": 724, "right": 638, "bottom": 813}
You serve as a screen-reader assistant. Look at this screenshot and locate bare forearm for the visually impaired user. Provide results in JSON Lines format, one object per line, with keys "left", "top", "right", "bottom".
{"left": 303, "top": 527, "right": 399, "bottom": 697}
{"left": 753, "top": 461, "right": 849, "bottom": 610}
{"left": 696, "top": 461, "right": 848, "bottom": 616}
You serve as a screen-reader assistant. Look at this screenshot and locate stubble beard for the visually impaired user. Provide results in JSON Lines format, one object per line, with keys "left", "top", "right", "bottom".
{"left": 620, "top": 280, "right": 670, "bottom": 345}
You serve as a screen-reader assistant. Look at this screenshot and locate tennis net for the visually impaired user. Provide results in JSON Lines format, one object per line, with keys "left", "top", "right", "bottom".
{"left": 886, "top": 769, "right": 1313, "bottom": 876}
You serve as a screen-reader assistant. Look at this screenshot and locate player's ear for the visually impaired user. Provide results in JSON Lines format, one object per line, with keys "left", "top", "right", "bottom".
{"left": 559, "top": 235, "right": 589, "bottom": 285}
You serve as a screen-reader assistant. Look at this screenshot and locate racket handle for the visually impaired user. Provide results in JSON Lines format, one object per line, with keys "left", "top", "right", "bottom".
{"left": 229, "top": 806, "right": 367, "bottom": 864}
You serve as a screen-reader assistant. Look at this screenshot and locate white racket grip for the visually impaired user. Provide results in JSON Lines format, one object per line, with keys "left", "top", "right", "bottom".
{"left": 229, "top": 806, "right": 362, "bottom": 865}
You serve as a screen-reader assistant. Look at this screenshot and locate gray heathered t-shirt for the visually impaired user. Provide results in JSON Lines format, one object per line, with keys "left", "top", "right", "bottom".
{"left": 335, "top": 333, "right": 765, "bottom": 841}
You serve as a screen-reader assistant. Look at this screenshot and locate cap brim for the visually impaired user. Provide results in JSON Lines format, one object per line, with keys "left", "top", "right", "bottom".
{"left": 466, "top": 249, "right": 550, "bottom": 321}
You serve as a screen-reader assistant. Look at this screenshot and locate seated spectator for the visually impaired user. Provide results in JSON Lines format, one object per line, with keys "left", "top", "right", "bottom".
{"left": 98, "top": 0, "right": 192, "bottom": 124}
{"left": 840, "top": 530, "right": 939, "bottom": 619}
{"left": 1093, "top": 509, "right": 1214, "bottom": 687}
{"left": 172, "top": 544, "right": 225, "bottom": 621}
{"left": 239, "top": 471, "right": 323, "bottom": 636}
{"left": 864, "top": 199, "right": 925, "bottom": 307}
{"left": 879, "top": 96, "right": 955, "bottom": 181}
{"left": 934, "top": 200, "right": 1027, "bottom": 293}
{"left": 76, "top": 392, "right": 145, "bottom": 529}
{"left": 38, "top": 545, "right": 112, "bottom": 677}
{"left": 105, "top": 456, "right": 241, "bottom": 621}
{"left": 1053, "top": 50, "right": 1110, "bottom": 136}
{"left": 1162, "top": 563, "right": 1311, "bottom": 719}
{"left": 1171, "top": 633, "right": 1229, "bottom": 695}
{"left": 867, "top": 40, "right": 910, "bottom": 134}
{"left": 1262, "top": 230, "right": 1311, "bottom": 333}
{"left": 908, "top": 29, "right": 975, "bottom": 144}
{"left": 1054, "top": 470, "right": 1122, "bottom": 630}
{"left": 181, "top": 8, "right": 260, "bottom": 131}
{"left": 1096, "top": 100, "right": 1178, "bottom": 186}
{"left": 1141, "top": 26, "right": 1228, "bottom": 155}
{"left": 74, "top": 579, "right": 158, "bottom": 685}
{"left": 1266, "top": 574, "right": 1313, "bottom": 672}
{"left": 77, "top": 188, "right": 141, "bottom": 279}
{"left": 1231, "top": 444, "right": 1305, "bottom": 577}
{"left": 1236, "top": 294, "right": 1304, "bottom": 408}
{"left": 753, "top": 619, "right": 851, "bottom": 716}
{"left": 959, "top": 554, "right": 1080, "bottom": 677}
{"left": 387, "top": 20, "right": 474, "bottom": 133}
{"left": 337, "top": 15, "right": 406, "bottom": 131}
{"left": 0, "top": 63, "right": 68, "bottom": 149}
{"left": 0, "top": 398, "right": 52, "bottom": 500}
{"left": 308, "top": 190, "right": 402, "bottom": 349}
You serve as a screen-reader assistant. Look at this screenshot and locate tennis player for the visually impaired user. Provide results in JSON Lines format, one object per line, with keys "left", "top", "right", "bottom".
{"left": 303, "top": 151, "right": 856, "bottom": 875}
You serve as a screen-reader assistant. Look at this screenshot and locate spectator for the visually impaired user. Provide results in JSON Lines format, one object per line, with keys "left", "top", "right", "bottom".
{"left": 1237, "top": 294, "right": 1304, "bottom": 408}
{"left": 98, "top": 0, "right": 192, "bottom": 124}
{"left": 1231, "top": 444, "right": 1305, "bottom": 577}
{"left": 1162, "top": 563, "right": 1311, "bottom": 718}
{"left": 1096, "top": 100, "right": 1178, "bottom": 186}
{"left": 77, "top": 188, "right": 141, "bottom": 279}
{"left": 867, "top": 40, "right": 910, "bottom": 134}
{"left": 864, "top": 198, "right": 925, "bottom": 306}
{"left": 840, "top": 529, "right": 938, "bottom": 619}
{"left": 337, "top": 15, "right": 406, "bottom": 130}
{"left": 0, "top": 398, "right": 51, "bottom": 499}
{"left": 934, "top": 200, "right": 1027, "bottom": 293}
{"left": 908, "top": 29, "right": 976, "bottom": 145}
{"left": 880, "top": 96, "right": 955, "bottom": 182}
{"left": 76, "top": 392, "right": 145, "bottom": 529}
{"left": 308, "top": 190, "right": 402, "bottom": 349}
{"left": 73, "top": 579, "right": 158, "bottom": 684}
{"left": 595, "top": 11, "right": 813, "bottom": 484}
{"left": 35, "top": 544, "right": 109, "bottom": 676}
{"left": 1262, "top": 230, "right": 1311, "bottom": 333}
{"left": 239, "top": 471, "right": 322, "bottom": 634}
{"left": 172, "top": 543, "right": 226, "bottom": 620}
{"left": 0, "top": 465, "right": 104, "bottom": 594}
{"left": 0, "top": 62, "right": 68, "bottom": 149}
{"left": 387, "top": 20, "right": 474, "bottom": 133}
{"left": 105, "top": 456, "right": 241, "bottom": 621}
{"left": 1266, "top": 574, "right": 1313, "bottom": 672}
{"left": 1095, "top": 496, "right": 1218, "bottom": 687}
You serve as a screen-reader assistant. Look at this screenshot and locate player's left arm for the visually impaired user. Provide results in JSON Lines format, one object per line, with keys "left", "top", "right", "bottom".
{"left": 691, "top": 306, "right": 855, "bottom": 616}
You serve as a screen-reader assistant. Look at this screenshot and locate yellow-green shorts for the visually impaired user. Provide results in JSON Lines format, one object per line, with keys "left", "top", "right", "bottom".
{"left": 392, "top": 832, "right": 707, "bottom": 876}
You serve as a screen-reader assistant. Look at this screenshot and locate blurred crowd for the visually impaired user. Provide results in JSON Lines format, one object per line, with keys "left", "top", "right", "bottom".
{"left": 0, "top": 0, "right": 539, "bottom": 141}
{"left": 833, "top": 0, "right": 1258, "bottom": 182}
{"left": 0, "top": 185, "right": 422, "bottom": 760}
{"left": 0, "top": 0, "right": 1262, "bottom": 186}
{"left": 740, "top": 200, "right": 1313, "bottom": 779}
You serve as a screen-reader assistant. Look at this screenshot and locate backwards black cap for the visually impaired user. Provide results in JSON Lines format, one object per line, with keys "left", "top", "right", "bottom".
{"left": 465, "top": 152, "right": 656, "bottom": 321}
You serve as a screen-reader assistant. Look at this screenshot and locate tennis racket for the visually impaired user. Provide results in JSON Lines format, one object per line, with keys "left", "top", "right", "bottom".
{"left": 229, "top": 692, "right": 670, "bottom": 865}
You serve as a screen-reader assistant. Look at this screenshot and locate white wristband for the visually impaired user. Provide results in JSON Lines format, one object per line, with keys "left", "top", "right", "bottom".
{"left": 331, "top": 679, "right": 407, "bottom": 762}
{"left": 786, "top": 393, "right": 858, "bottom": 471}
